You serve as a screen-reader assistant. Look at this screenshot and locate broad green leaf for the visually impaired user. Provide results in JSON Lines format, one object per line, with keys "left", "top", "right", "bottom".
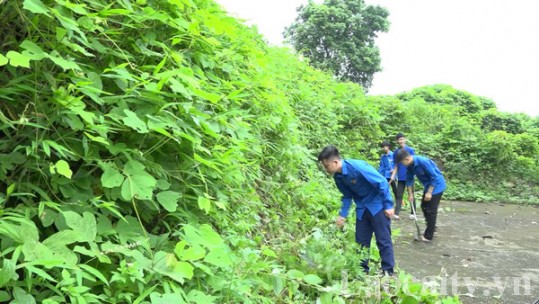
{"left": 55, "top": 0, "right": 88, "bottom": 15}
{"left": 54, "top": 160, "right": 72, "bottom": 179}
{"left": 152, "top": 251, "right": 193, "bottom": 284}
{"left": 183, "top": 224, "right": 224, "bottom": 249}
{"left": 122, "top": 109, "right": 149, "bottom": 133}
{"left": 12, "top": 287, "right": 36, "bottom": 304}
{"left": 262, "top": 247, "right": 278, "bottom": 258}
{"left": 303, "top": 274, "right": 323, "bottom": 285}
{"left": 23, "top": 0, "right": 50, "bottom": 15}
{"left": 0, "top": 259, "right": 18, "bottom": 287}
{"left": 156, "top": 191, "right": 181, "bottom": 212}
{"left": 43, "top": 230, "right": 80, "bottom": 246}
{"left": 0, "top": 218, "right": 39, "bottom": 244}
{"left": 101, "top": 165, "right": 124, "bottom": 188}
{"left": 272, "top": 276, "right": 285, "bottom": 296}
{"left": 47, "top": 51, "right": 81, "bottom": 71}
{"left": 175, "top": 241, "right": 205, "bottom": 261}
{"left": 6, "top": 51, "right": 30, "bottom": 68}
{"left": 20, "top": 40, "right": 47, "bottom": 60}
{"left": 39, "top": 209, "right": 57, "bottom": 227}
{"left": 87, "top": 72, "right": 103, "bottom": 91}
{"left": 197, "top": 196, "right": 211, "bottom": 214}
{"left": 121, "top": 160, "right": 156, "bottom": 200}
{"left": 0, "top": 291, "right": 10, "bottom": 302}
{"left": 0, "top": 54, "right": 8, "bottom": 66}
{"left": 181, "top": 246, "right": 205, "bottom": 261}
{"left": 149, "top": 292, "right": 186, "bottom": 304}
{"left": 57, "top": 211, "right": 97, "bottom": 243}
{"left": 186, "top": 290, "right": 217, "bottom": 304}
{"left": 156, "top": 179, "right": 171, "bottom": 190}
{"left": 287, "top": 269, "right": 304, "bottom": 280}
{"left": 40, "top": 239, "right": 78, "bottom": 267}
{"left": 115, "top": 216, "right": 145, "bottom": 244}
{"left": 319, "top": 293, "right": 334, "bottom": 304}
{"left": 204, "top": 247, "right": 233, "bottom": 268}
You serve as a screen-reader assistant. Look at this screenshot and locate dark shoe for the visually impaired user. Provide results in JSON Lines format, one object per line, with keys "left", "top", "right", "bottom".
{"left": 382, "top": 269, "right": 394, "bottom": 277}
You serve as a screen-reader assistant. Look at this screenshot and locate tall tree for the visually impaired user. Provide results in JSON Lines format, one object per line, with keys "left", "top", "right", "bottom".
{"left": 285, "top": 0, "right": 389, "bottom": 90}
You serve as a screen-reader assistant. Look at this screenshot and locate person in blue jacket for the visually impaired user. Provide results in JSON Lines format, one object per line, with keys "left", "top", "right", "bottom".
{"left": 378, "top": 141, "right": 398, "bottom": 219}
{"left": 396, "top": 149, "right": 447, "bottom": 242}
{"left": 318, "top": 145, "right": 395, "bottom": 276}
{"left": 390, "top": 133, "right": 416, "bottom": 219}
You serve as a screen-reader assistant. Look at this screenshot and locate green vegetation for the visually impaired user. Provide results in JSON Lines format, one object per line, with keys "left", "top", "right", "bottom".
{"left": 376, "top": 84, "right": 539, "bottom": 203}
{"left": 0, "top": 0, "right": 535, "bottom": 303}
{"left": 285, "top": 0, "right": 389, "bottom": 89}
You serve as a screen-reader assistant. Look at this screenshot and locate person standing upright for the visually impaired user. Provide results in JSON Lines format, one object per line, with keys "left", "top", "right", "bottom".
{"left": 378, "top": 141, "right": 398, "bottom": 219}
{"left": 389, "top": 133, "right": 416, "bottom": 219}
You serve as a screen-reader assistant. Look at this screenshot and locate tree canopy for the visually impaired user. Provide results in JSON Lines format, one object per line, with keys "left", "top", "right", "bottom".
{"left": 285, "top": 0, "right": 389, "bottom": 89}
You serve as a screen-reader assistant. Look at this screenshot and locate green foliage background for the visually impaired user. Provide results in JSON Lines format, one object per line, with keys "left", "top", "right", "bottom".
{"left": 0, "top": 0, "right": 535, "bottom": 303}
{"left": 384, "top": 84, "right": 539, "bottom": 203}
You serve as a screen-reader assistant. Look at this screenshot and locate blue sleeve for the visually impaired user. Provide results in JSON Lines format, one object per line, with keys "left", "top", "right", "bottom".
{"left": 409, "top": 147, "right": 415, "bottom": 155}
{"left": 378, "top": 156, "right": 384, "bottom": 174}
{"left": 334, "top": 178, "right": 353, "bottom": 218}
{"left": 357, "top": 164, "right": 393, "bottom": 210}
{"left": 423, "top": 159, "right": 440, "bottom": 185}
{"left": 406, "top": 166, "right": 415, "bottom": 187}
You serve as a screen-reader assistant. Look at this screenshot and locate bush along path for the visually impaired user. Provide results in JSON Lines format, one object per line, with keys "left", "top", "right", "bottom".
{"left": 0, "top": 0, "right": 534, "bottom": 303}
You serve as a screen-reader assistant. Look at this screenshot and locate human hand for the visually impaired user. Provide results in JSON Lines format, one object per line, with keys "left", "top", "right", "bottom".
{"left": 336, "top": 216, "right": 346, "bottom": 228}
{"left": 424, "top": 192, "right": 432, "bottom": 202}
{"left": 384, "top": 208, "right": 395, "bottom": 219}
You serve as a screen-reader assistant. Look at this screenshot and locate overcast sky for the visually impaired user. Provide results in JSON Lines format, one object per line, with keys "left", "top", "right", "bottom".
{"left": 217, "top": 0, "right": 539, "bottom": 116}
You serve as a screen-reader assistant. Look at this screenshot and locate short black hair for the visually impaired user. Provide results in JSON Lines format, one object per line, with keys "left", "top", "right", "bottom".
{"left": 396, "top": 133, "right": 406, "bottom": 140}
{"left": 318, "top": 145, "right": 341, "bottom": 162}
{"left": 396, "top": 149, "right": 412, "bottom": 163}
{"left": 380, "top": 141, "right": 391, "bottom": 148}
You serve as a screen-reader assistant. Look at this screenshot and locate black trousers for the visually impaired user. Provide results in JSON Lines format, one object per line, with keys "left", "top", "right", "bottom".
{"left": 393, "top": 181, "right": 416, "bottom": 215}
{"left": 356, "top": 210, "right": 395, "bottom": 274}
{"left": 421, "top": 192, "right": 443, "bottom": 240}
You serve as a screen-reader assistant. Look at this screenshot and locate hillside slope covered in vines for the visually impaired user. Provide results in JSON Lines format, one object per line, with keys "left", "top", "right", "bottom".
{"left": 0, "top": 0, "right": 536, "bottom": 303}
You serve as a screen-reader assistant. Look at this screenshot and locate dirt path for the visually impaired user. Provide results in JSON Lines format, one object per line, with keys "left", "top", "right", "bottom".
{"left": 392, "top": 201, "right": 539, "bottom": 304}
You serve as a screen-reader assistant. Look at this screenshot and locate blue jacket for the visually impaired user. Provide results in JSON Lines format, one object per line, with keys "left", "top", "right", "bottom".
{"left": 405, "top": 155, "right": 446, "bottom": 195}
{"left": 334, "top": 160, "right": 394, "bottom": 219}
{"left": 378, "top": 151, "right": 394, "bottom": 179}
{"left": 393, "top": 146, "right": 415, "bottom": 181}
